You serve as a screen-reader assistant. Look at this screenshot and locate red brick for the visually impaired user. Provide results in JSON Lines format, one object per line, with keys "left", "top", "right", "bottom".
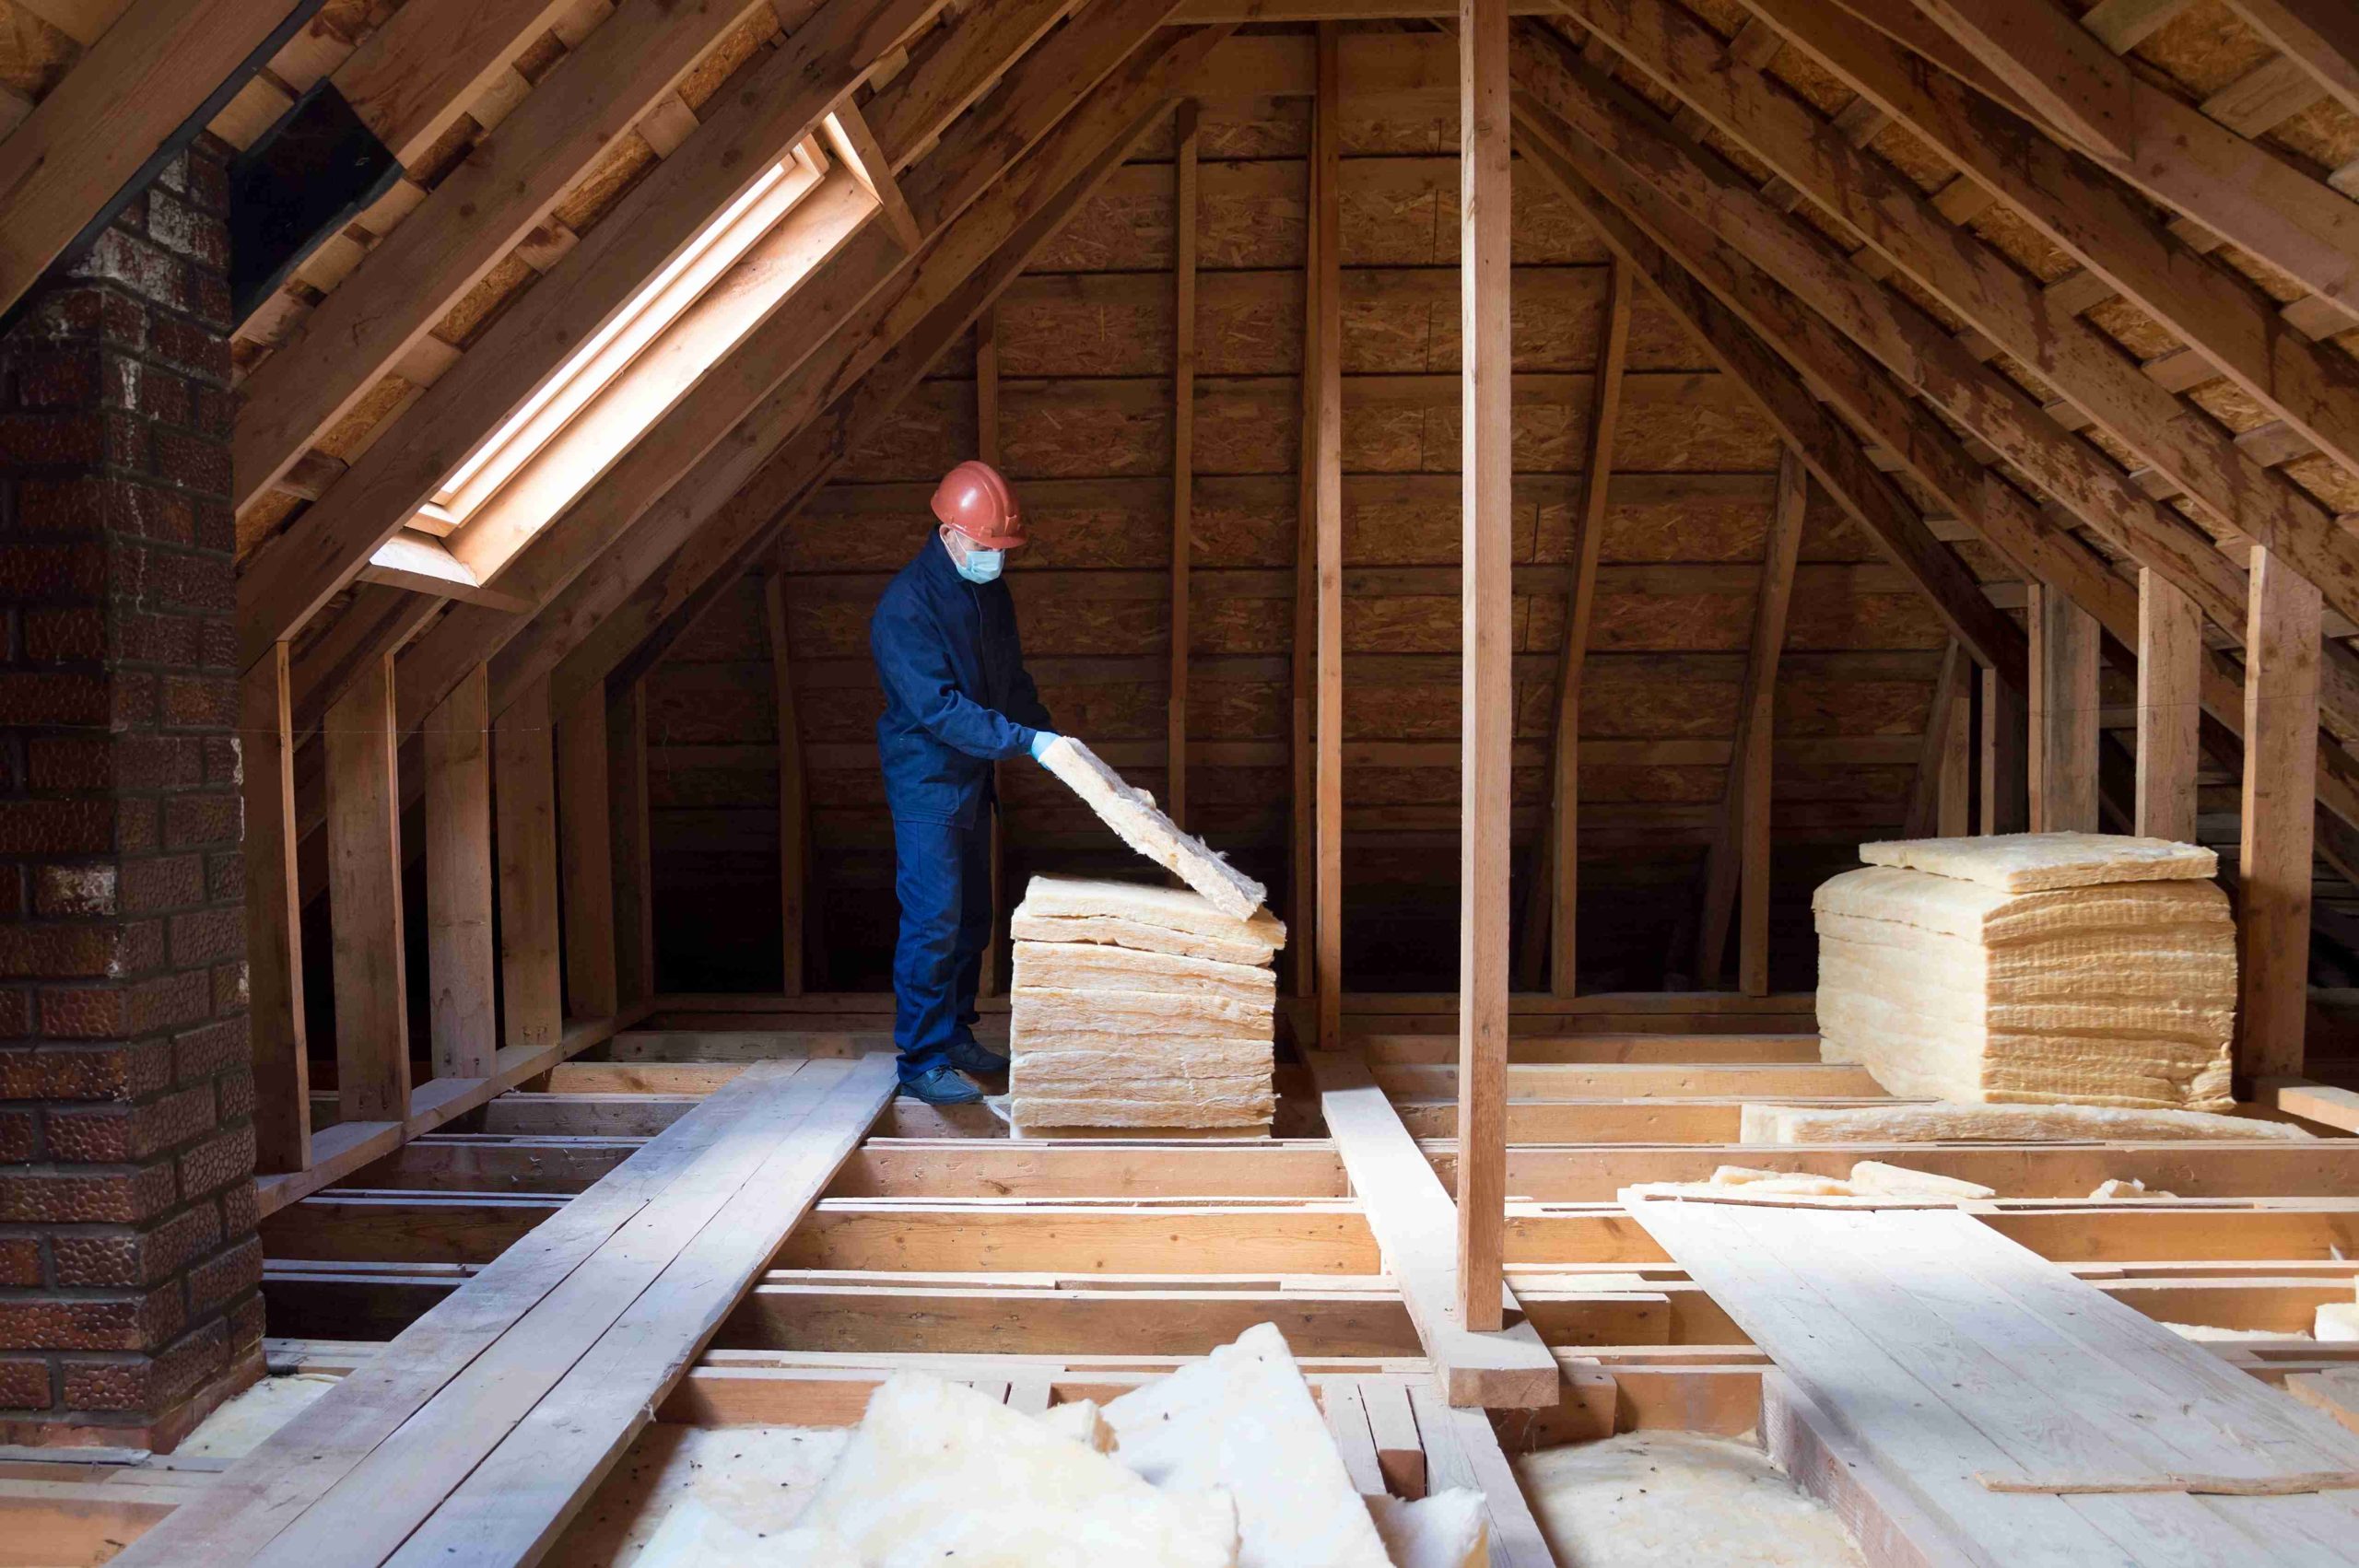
{"left": 0, "top": 414, "right": 103, "bottom": 468}
{"left": 124, "top": 969, "right": 207, "bottom": 1035}
{"left": 0, "top": 1283, "right": 182, "bottom": 1353}
{"left": 67, "top": 230, "right": 186, "bottom": 313}
{"left": 0, "top": 1113, "right": 34, "bottom": 1165}
{"left": 171, "top": 1017, "right": 243, "bottom": 1083}
{"left": 184, "top": 1235, "right": 258, "bottom": 1316}
{"left": 2, "top": 1039, "right": 171, "bottom": 1099}
{"left": 0, "top": 541, "right": 106, "bottom": 599}
{"left": 34, "top": 987, "right": 128, "bottom": 1041}
{"left": 46, "top": 1083, "right": 212, "bottom": 1164}
{"left": 0, "top": 924, "right": 120, "bottom": 980}
{"left": 22, "top": 606, "right": 106, "bottom": 662}
{"left": 147, "top": 317, "right": 228, "bottom": 387}
{"left": 136, "top": 363, "right": 191, "bottom": 427}
{"left": 200, "top": 735, "right": 237, "bottom": 785}
{"left": 15, "top": 477, "right": 110, "bottom": 535}
{"left": 0, "top": 1239, "right": 40, "bottom": 1286}
{"left": 112, "top": 481, "right": 195, "bottom": 545}
{"left": 0, "top": 989, "right": 28, "bottom": 1039}
{"left": 167, "top": 907, "right": 239, "bottom": 968}
{"left": 0, "top": 1155, "right": 178, "bottom": 1224}
{"left": 32, "top": 863, "right": 117, "bottom": 919}
{"left": 159, "top": 673, "right": 232, "bottom": 728}
{"left": 137, "top": 547, "right": 231, "bottom": 616}
{"left": 59, "top": 1316, "right": 225, "bottom": 1413}
{"left": 227, "top": 1290, "right": 264, "bottom": 1356}
{"left": 153, "top": 428, "right": 229, "bottom": 497}
{"left": 218, "top": 1178, "right": 256, "bottom": 1239}
{"left": 14, "top": 351, "right": 99, "bottom": 409}
{"left": 53, "top": 1205, "right": 217, "bottom": 1288}
{"left": 111, "top": 734, "right": 202, "bottom": 791}
{"left": 0, "top": 801, "right": 115, "bottom": 856}
{"left": 116, "top": 608, "right": 201, "bottom": 665}
{"left": 177, "top": 1123, "right": 251, "bottom": 1200}
{"left": 116, "top": 919, "right": 163, "bottom": 974}
{"left": 211, "top": 961, "right": 244, "bottom": 1015}
{"left": 24, "top": 737, "right": 113, "bottom": 792}
{"left": 160, "top": 792, "right": 235, "bottom": 848}
{"left": 203, "top": 851, "right": 241, "bottom": 905}
{"left": 0, "top": 672, "right": 111, "bottom": 727}
{"left": 0, "top": 1357, "right": 49, "bottom": 1409}
{"left": 214, "top": 1066, "right": 253, "bottom": 1120}
{"left": 117, "top": 856, "right": 198, "bottom": 915}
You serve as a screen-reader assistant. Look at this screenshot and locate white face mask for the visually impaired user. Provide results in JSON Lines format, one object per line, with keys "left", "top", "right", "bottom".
{"left": 954, "top": 544, "right": 1004, "bottom": 584}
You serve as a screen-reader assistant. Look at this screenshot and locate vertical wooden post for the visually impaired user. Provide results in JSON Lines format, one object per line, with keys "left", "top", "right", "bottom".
{"left": 241, "top": 644, "right": 309, "bottom": 1172}
{"left": 422, "top": 665, "right": 497, "bottom": 1080}
{"left": 764, "top": 571, "right": 809, "bottom": 996}
{"left": 1979, "top": 665, "right": 2027, "bottom": 835}
{"left": 1938, "top": 661, "right": 1974, "bottom": 837}
{"left": 1906, "top": 641, "right": 1968, "bottom": 838}
{"left": 1457, "top": 0, "right": 1510, "bottom": 1333}
{"left": 1169, "top": 99, "right": 1198, "bottom": 831}
{"left": 2136, "top": 566, "right": 2202, "bottom": 843}
{"left": 324, "top": 652, "right": 410, "bottom": 1123}
{"left": 495, "top": 677, "right": 562, "bottom": 1048}
{"left": 1290, "top": 89, "right": 1323, "bottom": 1003}
{"left": 1314, "top": 21, "right": 1345, "bottom": 1051}
{"left": 2238, "top": 544, "right": 2320, "bottom": 1082}
{"left": 1696, "top": 446, "right": 1803, "bottom": 989}
{"left": 557, "top": 683, "right": 616, "bottom": 1019}
{"left": 607, "top": 680, "right": 657, "bottom": 1009}
{"left": 2028, "top": 582, "right": 2100, "bottom": 833}
{"left": 1538, "top": 257, "right": 1630, "bottom": 997}
{"left": 977, "top": 307, "right": 1009, "bottom": 997}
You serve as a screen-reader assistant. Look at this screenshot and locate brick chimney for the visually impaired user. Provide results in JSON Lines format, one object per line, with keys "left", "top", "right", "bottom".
{"left": 0, "top": 132, "right": 264, "bottom": 1449}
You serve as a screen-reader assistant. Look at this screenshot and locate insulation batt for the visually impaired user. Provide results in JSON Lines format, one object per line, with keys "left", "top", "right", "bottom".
{"left": 1038, "top": 737, "right": 1268, "bottom": 919}
{"left": 1815, "top": 832, "right": 2236, "bottom": 1110}
{"left": 1009, "top": 875, "right": 1282, "bottom": 1132}
{"left": 1742, "top": 1100, "right": 2313, "bottom": 1144}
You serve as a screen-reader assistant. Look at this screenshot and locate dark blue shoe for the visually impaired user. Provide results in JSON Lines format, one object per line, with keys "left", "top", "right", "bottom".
{"left": 946, "top": 1038, "right": 1010, "bottom": 1078}
{"left": 899, "top": 1065, "right": 985, "bottom": 1105}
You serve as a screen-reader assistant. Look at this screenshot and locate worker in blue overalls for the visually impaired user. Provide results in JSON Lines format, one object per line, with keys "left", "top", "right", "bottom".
{"left": 870, "top": 461, "right": 1058, "bottom": 1105}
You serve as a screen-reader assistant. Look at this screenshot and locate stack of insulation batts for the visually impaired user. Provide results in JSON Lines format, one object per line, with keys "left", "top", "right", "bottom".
{"left": 1813, "top": 831, "right": 2236, "bottom": 1111}
{"left": 1008, "top": 874, "right": 1285, "bottom": 1134}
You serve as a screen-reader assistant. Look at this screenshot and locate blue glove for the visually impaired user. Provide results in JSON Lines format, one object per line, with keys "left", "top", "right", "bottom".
{"left": 1027, "top": 730, "right": 1060, "bottom": 763}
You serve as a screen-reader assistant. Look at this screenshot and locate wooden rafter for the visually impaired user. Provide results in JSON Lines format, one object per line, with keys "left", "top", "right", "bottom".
{"left": 2226, "top": 0, "right": 2359, "bottom": 120}
{"left": 1696, "top": 446, "right": 1802, "bottom": 993}
{"left": 1509, "top": 55, "right": 2026, "bottom": 686}
{"left": 234, "top": 0, "right": 953, "bottom": 669}
{"left": 0, "top": 0, "right": 304, "bottom": 318}
{"left": 1908, "top": 0, "right": 2359, "bottom": 327}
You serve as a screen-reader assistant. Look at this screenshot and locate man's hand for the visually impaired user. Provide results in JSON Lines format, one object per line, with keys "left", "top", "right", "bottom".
{"left": 1027, "top": 731, "right": 1061, "bottom": 763}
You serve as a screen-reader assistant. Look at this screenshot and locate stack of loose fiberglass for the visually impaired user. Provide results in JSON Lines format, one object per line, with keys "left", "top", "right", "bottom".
{"left": 1813, "top": 832, "right": 2236, "bottom": 1110}
{"left": 1008, "top": 874, "right": 1285, "bottom": 1134}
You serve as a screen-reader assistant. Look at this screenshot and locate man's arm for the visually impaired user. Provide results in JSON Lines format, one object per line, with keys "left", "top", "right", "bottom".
{"left": 872, "top": 597, "right": 1039, "bottom": 761}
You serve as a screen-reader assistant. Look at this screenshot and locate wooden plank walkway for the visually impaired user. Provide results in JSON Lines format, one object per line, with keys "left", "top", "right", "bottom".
{"left": 116, "top": 1053, "right": 897, "bottom": 1567}
{"left": 1309, "top": 1050, "right": 1561, "bottom": 1408}
{"left": 1629, "top": 1195, "right": 2359, "bottom": 1567}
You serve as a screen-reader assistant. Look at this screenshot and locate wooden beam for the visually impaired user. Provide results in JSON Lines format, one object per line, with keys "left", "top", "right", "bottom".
{"left": 1634, "top": 0, "right": 2359, "bottom": 619}
{"left": 421, "top": 665, "right": 498, "bottom": 1081}
{"left": 324, "top": 654, "right": 410, "bottom": 1124}
{"left": 1748, "top": 0, "right": 2359, "bottom": 495}
{"left": 328, "top": 0, "right": 587, "bottom": 170}
{"left": 557, "top": 680, "right": 617, "bottom": 1019}
{"left": 1696, "top": 445, "right": 1802, "bottom": 990}
{"left": 232, "top": 0, "right": 952, "bottom": 663}
{"left": 607, "top": 680, "right": 657, "bottom": 1009}
{"left": 495, "top": 677, "right": 561, "bottom": 1049}
{"left": 1314, "top": 20, "right": 1344, "bottom": 1053}
{"left": 827, "top": 99, "right": 925, "bottom": 252}
{"left": 1508, "top": 86, "right": 2026, "bottom": 687}
{"left": 242, "top": 643, "right": 310, "bottom": 1174}
{"left": 0, "top": 0, "right": 303, "bottom": 318}
{"left": 1457, "top": 0, "right": 1511, "bottom": 1335}
{"left": 1980, "top": 663, "right": 2028, "bottom": 835}
{"left": 764, "top": 572, "right": 809, "bottom": 997}
{"left": 2136, "top": 568, "right": 2202, "bottom": 842}
{"left": 1911, "top": 0, "right": 2359, "bottom": 326}
{"left": 1168, "top": 99, "right": 1198, "bottom": 831}
{"left": 1539, "top": 257, "right": 1630, "bottom": 997}
{"left": 1309, "top": 1052, "right": 1558, "bottom": 1408}
{"left": 1905, "top": 640, "right": 1968, "bottom": 838}
{"left": 2028, "top": 582, "right": 2100, "bottom": 834}
{"left": 2240, "top": 545, "right": 2322, "bottom": 1082}
{"left": 2226, "top": 0, "right": 2359, "bottom": 120}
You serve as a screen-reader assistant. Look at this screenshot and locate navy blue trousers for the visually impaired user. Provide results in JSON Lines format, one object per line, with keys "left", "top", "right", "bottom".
{"left": 890, "top": 813, "right": 994, "bottom": 1082}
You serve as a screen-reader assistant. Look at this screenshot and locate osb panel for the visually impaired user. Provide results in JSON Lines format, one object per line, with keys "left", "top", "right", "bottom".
{"left": 787, "top": 599, "right": 873, "bottom": 658}
{"left": 834, "top": 380, "right": 980, "bottom": 483}
{"left": 651, "top": 764, "right": 777, "bottom": 811}
{"left": 1341, "top": 675, "right": 1556, "bottom": 740}
{"left": 1866, "top": 120, "right": 1956, "bottom": 194}
{"left": 2268, "top": 99, "right": 2359, "bottom": 176}
{"left": 1191, "top": 677, "right": 1286, "bottom": 738}
{"left": 1784, "top": 589, "right": 1948, "bottom": 651}
{"left": 1345, "top": 474, "right": 1540, "bottom": 567}
{"left": 0, "top": 3, "right": 75, "bottom": 99}
{"left": 1343, "top": 373, "right": 1777, "bottom": 473}
{"left": 1581, "top": 658, "right": 1743, "bottom": 736}
{"left": 2083, "top": 296, "right": 2185, "bottom": 361}
{"left": 1192, "top": 596, "right": 1292, "bottom": 654}
{"left": 2282, "top": 453, "right": 2359, "bottom": 512}
{"left": 675, "top": 6, "right": 774, "bottom": 111}
{"left": 435, "top": 253, "right": 539, "bottom": 349}
{"left": 551, "top": 127, "right": 661, "bottom": 232}
{"left": 2130, "top": 0, "right": 2273, "bottom": 98}
{"left": 1010, "top": 591, "right": 1165, "bottom": 656}
{"left": 236, "top": 488, "right": 305, "bottom": 562}
{"left": 1534, "top": 486, "right": 1775, "bottom": 566}
{"left": 312, "top": 374, "right": 417, "bottom": 462}
{"left": 1001, "top": 379, "right": 1175, "bottom": 477}
{"left": 1778, "top": 674, "right": 1932, "bottom": 736}
{"left": 1798, "top": 489, "right": 1884, "bottom": 562}
{"left": 2186, "top": 376, "right": 2271, "bottom": 434}
{"left": 789, "top": 486, "right": 940, "bottom": 570}
{"left": 648, "top": 681, "right": 776, "bottom": 745}
{"left": 797, "top": 685, "right": 883, "bottom": 743}
{"left": 1031, "top": 678, "right": 1164, "bottom": 738}
{"left": 1346, "top": 765, "right": 1548, "bottom": 807}
{"left": 1764, "top": 39, "right": 1858, "bottom": 117}
{"left": 1580, "top": 764, "right": 1731, "bottom": 804}
{"left": 667, "top": 583, "right": 769, "bottom": 663}
{"left": 1194, "top": 475, "right": 1300, "bottom": 567}
{"left": 1775, "top": 763, "right": 1917, "bottom": 803}
{"left": 1588, "top": 588, "right": 1755, "bottom": 652}
{"left": 1338, "top": 156, "right": 1603, "bottom": 267}
{"left": 1966, "top": 202, "right": 2078, "bottom": 284}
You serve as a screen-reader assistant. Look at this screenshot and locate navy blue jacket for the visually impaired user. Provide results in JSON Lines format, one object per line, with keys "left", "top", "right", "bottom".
{"left": 870, "top": 536, "right": 1051, "bottom": 826}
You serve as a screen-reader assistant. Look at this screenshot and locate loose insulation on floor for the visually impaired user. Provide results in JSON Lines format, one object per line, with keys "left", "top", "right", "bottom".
{"left": 1009, "top": 873, "right": 1283, "bottom": 1133}
{"left": 1813, "top": 832, "right": 2236, "bottom": 1110}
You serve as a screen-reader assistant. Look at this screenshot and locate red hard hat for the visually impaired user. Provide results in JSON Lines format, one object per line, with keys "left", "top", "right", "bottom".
{"left": 931, "top": 460, "right": 1026, "bottom": 549}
